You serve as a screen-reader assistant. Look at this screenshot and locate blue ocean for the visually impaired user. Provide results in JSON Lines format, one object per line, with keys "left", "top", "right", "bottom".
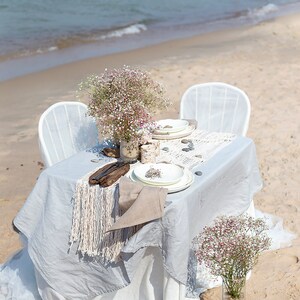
{"left": 0, "top": 0, "right": 300, "bottom": 79}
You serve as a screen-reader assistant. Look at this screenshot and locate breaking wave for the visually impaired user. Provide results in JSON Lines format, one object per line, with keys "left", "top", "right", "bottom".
{"left": 247, "top": 3, "right": 279, "bottom": 19}
{"left": 100, "top": 23, "right": 147, "bottom": 40}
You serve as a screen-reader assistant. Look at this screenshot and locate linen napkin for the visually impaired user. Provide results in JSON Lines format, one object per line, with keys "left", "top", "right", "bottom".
{"left": 89, "top": 161, "right": 130, "bottom": 187}
{"left": 108, "top": 177, "right": 168, "bottom": 231}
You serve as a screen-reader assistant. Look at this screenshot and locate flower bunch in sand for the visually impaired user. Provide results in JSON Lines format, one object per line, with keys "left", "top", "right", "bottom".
{"left": 194, "top": 215, "right": 271, "bottom": 299}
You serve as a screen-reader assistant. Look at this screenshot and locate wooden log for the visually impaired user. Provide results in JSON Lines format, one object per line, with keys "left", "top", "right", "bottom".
{"left": 98, "top": 163, "right": 130, "bottom": 187}
{"left": 89, "top": 161, "right": 129, "bottom": 186}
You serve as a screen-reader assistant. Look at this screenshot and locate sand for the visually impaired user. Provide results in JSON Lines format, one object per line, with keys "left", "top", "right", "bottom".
{"left": 0, "top": 12, "right": 299, "bottom": 300}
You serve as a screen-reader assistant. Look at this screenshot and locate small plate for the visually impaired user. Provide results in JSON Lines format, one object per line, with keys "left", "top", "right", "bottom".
{"left": 129, "top": 168, "right": 194, "bottom": 193}
{"left": 133, "top": 163, "right": 184, "bottom": 186}
{"left": 155, "top": 119, "right": 189, "bottom": 134}
{"left": 152, "top": 124, "right": 195, "bottom": 140}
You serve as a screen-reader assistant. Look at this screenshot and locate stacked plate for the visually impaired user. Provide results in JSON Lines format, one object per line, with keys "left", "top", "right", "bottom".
{"left": 152, "top": 119, "right": 195, "bottom": 140}
{"left": 130, "top": 163, "right": 194, "bottom": 193}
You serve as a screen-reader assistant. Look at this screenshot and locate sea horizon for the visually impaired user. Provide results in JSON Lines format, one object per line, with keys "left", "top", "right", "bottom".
{"left": 1, "top": 0, "right": 300, "bottom": 81}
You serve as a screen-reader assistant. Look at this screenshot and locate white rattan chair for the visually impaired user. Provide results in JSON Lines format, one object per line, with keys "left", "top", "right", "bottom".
{"left": 180, "top": 82, "right": 251, "bottom": 136}
{"left": 38, "top": 101, "right": 99, "bottom": 168}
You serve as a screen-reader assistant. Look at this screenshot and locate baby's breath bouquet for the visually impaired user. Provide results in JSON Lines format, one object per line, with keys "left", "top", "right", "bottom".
{"left": 194, "top": 215, "right": 271, "bottom": 299}
{"left": 78, "top": 66, "right": 170, "bottom": 143}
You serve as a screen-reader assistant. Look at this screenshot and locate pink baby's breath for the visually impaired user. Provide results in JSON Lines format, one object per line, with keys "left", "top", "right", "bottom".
{"left": 194, "top": 215, "right": 271, "bottom": 299}
{"left": 78, "top": 66, "right": 170, "bottom": 142}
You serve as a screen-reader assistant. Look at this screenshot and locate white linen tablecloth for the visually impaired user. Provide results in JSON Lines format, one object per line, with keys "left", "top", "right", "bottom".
{"left": 13, "top": 136, "right": 262, "bottom": 299}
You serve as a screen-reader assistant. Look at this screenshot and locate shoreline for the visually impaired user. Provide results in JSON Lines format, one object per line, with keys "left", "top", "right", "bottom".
{"left": 2, "top": 4, "right": 300, "bottom": 82}
{"left": 0, "top": 11, "right": 299, "bottom": 299}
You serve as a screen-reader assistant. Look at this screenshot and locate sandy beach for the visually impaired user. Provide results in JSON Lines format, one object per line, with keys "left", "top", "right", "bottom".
{"left": 0, "top": 12, "right": 299, "bottom": 300}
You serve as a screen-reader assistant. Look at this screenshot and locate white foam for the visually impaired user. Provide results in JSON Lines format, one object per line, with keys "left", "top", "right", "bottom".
{"left": 48, "top": 46, "right": 58, "bottom": 52}
{"left": 36, "top": 46, "right": 58, "bottom": 55}
{"left": 247, "top": 3, "right": 278, "bottom": 19}
{"left": 101, "top": 23, "right": 147, "bottom": 39}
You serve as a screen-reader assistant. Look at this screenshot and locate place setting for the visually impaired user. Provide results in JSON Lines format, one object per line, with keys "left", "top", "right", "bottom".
{"left": 152, "top": 118, "right": 197, "bottom": 140}
{"left": 128, "top": 162, "right": 194, "bottom": 193}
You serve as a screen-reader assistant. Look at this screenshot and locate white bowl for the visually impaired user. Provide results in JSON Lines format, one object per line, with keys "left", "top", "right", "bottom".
{"left": 129, "top": 167, "right": 194, "bottom": 193}
{"left": 155, "top": 119, "right": 189, "bottom": 134}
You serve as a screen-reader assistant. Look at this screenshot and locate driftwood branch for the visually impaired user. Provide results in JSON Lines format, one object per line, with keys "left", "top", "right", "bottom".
{"left": 89, "top": 161, "right": 130, "bottom": 187}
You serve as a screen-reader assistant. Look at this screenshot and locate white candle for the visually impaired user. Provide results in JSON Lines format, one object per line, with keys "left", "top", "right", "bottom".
{"left": 140, "top": 144, "right": 156, "bottom": 164}
{"left": 146, "top": 139, "right": 160, "bottom": 156}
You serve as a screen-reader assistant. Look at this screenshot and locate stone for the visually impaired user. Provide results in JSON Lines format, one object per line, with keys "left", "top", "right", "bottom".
{"left": 181, "top": 139, "right": 191, "bottom": 144}
{"left": 195, "top": 171, "right": 203, "bottom": 176}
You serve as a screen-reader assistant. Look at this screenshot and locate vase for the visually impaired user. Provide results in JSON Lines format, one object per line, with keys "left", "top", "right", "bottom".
{"left": 120, "top": 139, "right": 139, "bottom": 163}
{"left": 222, "top": 276, "right": 246, "bottom": 300}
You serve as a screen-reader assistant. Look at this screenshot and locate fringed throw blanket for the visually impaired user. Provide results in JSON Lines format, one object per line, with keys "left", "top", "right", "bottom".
{"left": 69, "top": 169, "right": 137, "bottom": 262}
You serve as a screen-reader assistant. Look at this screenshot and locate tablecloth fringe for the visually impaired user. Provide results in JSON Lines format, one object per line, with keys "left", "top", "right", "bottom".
{"left": 69, "top": 177, "right": 135, "bottom": 262}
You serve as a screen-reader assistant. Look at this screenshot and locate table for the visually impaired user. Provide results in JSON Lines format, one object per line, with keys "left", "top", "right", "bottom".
{"left": 13, "top": 134, "right": 262, "bottom": 299}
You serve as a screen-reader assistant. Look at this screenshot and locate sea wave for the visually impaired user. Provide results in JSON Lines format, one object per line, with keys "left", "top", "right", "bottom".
{"left": 100, "top": 23, "right": 147, "bottom": 39}
{"left": 36, "top": 46, "right": 58, "bottom": 54}
{"left": 0, "top": 46, "right": 59, "bottom": 62}
{"left": 0, "top": 23, "right": 149, "bottom": 62}
{"left": 247, "top": 3, "right": 279, "bottom": 19}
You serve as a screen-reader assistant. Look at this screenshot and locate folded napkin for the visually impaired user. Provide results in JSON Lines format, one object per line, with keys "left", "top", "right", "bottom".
{"left": 89, "top": 161, "right": 130, "bottom": 187}
{"left": 108, "top": 177, "right": 168, "bottom": 231}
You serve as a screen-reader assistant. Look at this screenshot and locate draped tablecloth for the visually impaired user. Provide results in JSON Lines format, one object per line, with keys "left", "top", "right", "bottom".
{"left": 14, "top": 134, "right": 262, "bottom": 299}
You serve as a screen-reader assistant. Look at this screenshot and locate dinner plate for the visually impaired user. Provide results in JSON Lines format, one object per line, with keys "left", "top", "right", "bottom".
{"left": 152, "top": 124, "right": 196, "bottom": 140}
{"left": 129, "top": 167, "right": 194, "bottom": 193}
{"left": 133, "top": 163, "right": 184, "bottom": 186}
{"left": 155, "top": 119, "right": 189, "bottom": 134}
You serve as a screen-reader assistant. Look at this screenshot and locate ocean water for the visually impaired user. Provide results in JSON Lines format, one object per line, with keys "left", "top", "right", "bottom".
{"left": 0, "top": 0, "right": 300, "bottom": 79}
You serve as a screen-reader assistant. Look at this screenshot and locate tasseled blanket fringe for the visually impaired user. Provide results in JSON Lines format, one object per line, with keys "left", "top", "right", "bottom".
{"left": 69, "top": 177, "right": 136, "bottom": 263}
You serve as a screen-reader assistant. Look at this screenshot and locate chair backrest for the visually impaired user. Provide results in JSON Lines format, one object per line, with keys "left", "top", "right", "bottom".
{"left": 38, "top": 101, "right": 99, "bottom": 168}
{"left": 180, "top": 82, "right": 251, "bottom": 136}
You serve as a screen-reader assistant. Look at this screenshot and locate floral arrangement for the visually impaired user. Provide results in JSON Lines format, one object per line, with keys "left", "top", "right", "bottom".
{"left": 78, "top": 66, "right": 170, "bottom": 143}
{"left": 194, "top": 215, "right": 271, "bottom": 299}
